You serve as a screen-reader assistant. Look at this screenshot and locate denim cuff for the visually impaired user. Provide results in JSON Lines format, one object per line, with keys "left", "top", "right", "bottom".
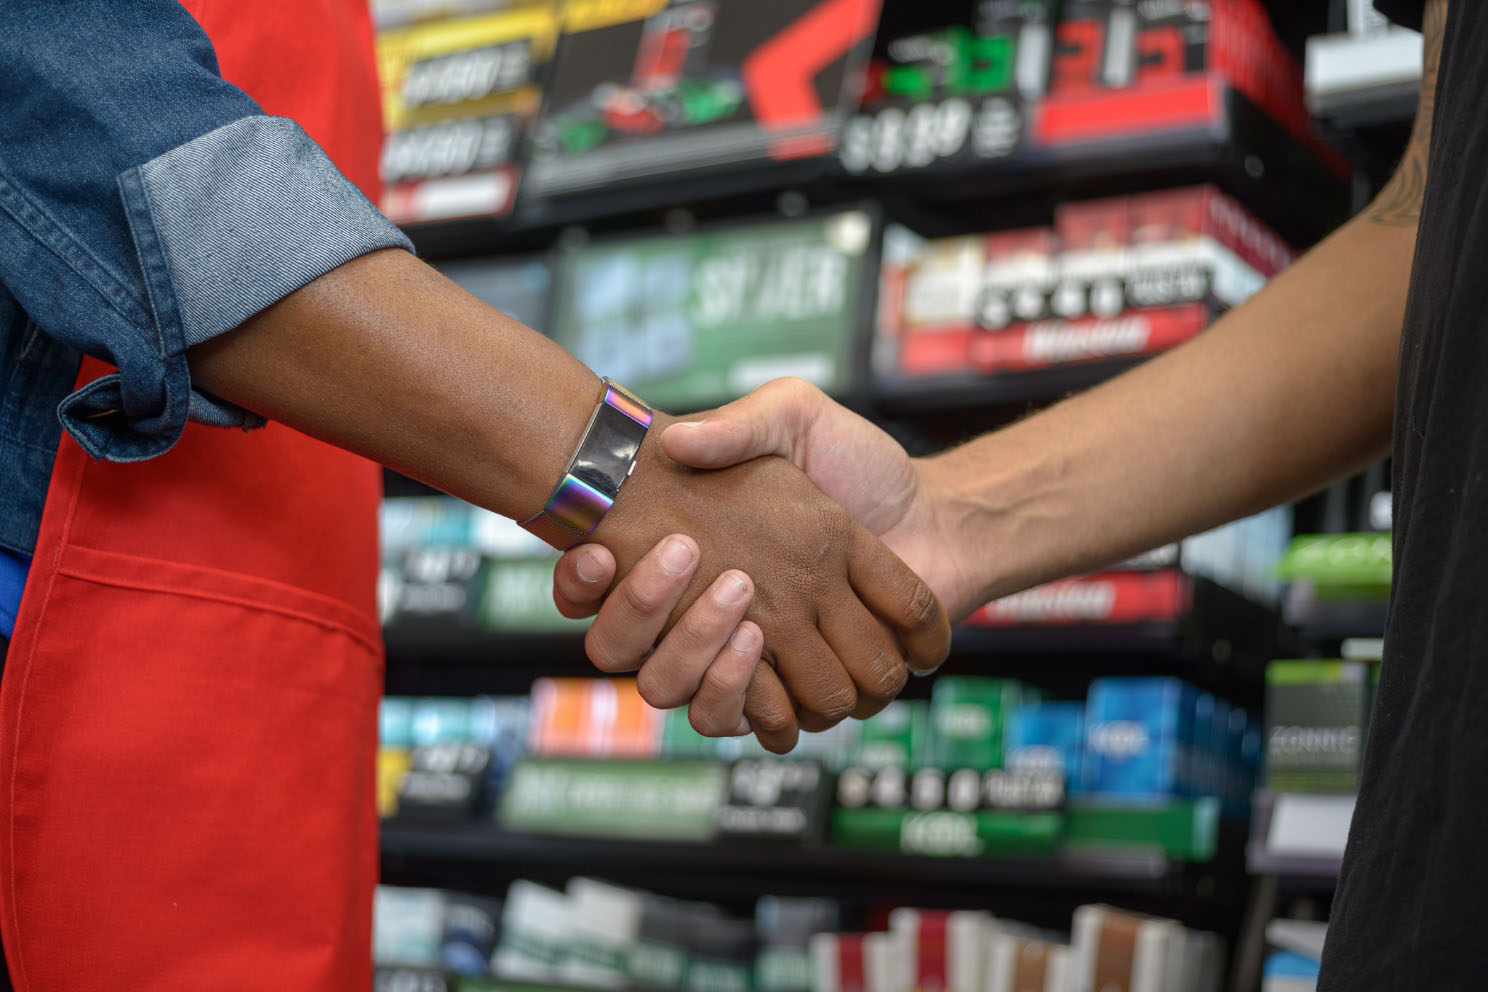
{"left": 60, "top": 116, "right": 413, "bottom": 462}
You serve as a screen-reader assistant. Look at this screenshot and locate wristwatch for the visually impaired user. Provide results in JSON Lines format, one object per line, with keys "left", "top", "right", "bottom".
{"left": 520, "top": 378, "right": 653, "bottom": 550}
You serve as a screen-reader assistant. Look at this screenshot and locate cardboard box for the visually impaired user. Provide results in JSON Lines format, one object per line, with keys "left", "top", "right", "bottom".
{"left": 1264, "top": 660, "right": 1370, "bottom": 793}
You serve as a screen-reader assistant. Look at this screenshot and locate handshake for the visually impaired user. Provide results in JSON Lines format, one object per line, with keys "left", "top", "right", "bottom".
{"left": 543, "top": 377, "right": 983, "bottom": 755}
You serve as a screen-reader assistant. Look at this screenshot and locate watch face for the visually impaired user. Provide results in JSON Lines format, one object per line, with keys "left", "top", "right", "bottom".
{"left": 571, "top": 402, "right": 649, "bottom": 496}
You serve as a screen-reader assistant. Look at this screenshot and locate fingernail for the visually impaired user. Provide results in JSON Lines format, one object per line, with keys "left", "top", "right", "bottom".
{"left": 576, "top": 550, "right": 606, "bottom": 583}
{"left": 659, "top": 537, "right": 696, "bottom": 575}
{"left": 714, "top": 574, "right": 749, "bottom": 606}
{"left": 731, "top": 718, "right": 752, "bottom": 737}
{"left": 911, "top": 663, "right": 943, "bottom": 678}
{"left": 731, "top": 624, "right": 760, "bottom": 652}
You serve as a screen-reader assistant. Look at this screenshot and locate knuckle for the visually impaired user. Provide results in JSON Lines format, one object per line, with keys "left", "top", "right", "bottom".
{"left": 699, "top": 659, "right": 746, "bottom": 700}
{"left": 618, "top": 573, "right": 672, "bottom": 619}
{"left": 810, "top": 685, "right": 857, "bottom": 724}
{"left": 688, "top": 706, "right": 727, "bottom": 738}
{"left": 583, "top": 626, "right": 629, "bottom": 674}
{"left": 748, "top": 703, "right": 795, "bottom": 736}
{"left": 636, "top": 663, "right": 686, "bottom": 709}
{"left": 901, "top": 580, "right": 943, "bottom": 632}
{"left": 867, "top": 655, "right": 909, "bottom": 700}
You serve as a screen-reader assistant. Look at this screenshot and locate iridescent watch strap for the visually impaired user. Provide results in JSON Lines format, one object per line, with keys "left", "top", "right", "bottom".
{"left": 521, "top": 379, "right": 653, "bottom": 551}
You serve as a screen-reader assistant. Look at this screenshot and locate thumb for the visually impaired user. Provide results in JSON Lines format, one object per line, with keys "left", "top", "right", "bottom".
{"left": 661, "top": 378, "right": 819, "bottom": 469}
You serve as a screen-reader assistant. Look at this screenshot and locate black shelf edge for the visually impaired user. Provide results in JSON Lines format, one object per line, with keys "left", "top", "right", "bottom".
{"left": 399, "top": 82, "right": 1350, "bottom": 264}
{"left": 380, "top": 821, "right": 1188, "bottom": 896}
{"left": 869, "top": 356, "right": 1151, "bottom": 416}
{"left": 843, "top": 86, "right": 1350, "bottom": 251}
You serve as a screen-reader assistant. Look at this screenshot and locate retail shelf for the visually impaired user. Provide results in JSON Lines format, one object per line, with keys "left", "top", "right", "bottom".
{"left": 401, "top": 82, "right": 1349, "bottom": 263}
{"left": 848, "top": 84, "right": 1349, "bottom": 252}
{"left": 382, "top": 821, "right": 1194, "bottom": 896}
{"left": 869, "top": 356, "right": 1150, "bottom": 416}
{"left": 1305, "top": 29, "right": 1422, "bottom": 127}
{"left": 1246, "top": 791, "right": 1353, "bottom": 889}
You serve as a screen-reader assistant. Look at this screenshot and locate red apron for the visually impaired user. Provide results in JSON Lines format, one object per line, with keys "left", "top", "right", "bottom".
{"left": 0, "top": 3, "right": 388, "bottom": 989}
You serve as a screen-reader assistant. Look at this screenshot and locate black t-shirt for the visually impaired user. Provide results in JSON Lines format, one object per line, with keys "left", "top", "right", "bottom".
{"left": 1320, "top": 2, "right": 1488, "bottom": 988}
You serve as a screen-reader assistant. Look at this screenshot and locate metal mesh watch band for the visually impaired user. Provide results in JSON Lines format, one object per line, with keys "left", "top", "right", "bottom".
{"left": 520, "top": 379, "right": 653, "bottom": 551}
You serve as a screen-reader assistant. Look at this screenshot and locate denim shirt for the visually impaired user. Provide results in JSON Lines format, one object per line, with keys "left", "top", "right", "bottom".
{"left": 0, "top": 1, "right": 413, "bottom": 631}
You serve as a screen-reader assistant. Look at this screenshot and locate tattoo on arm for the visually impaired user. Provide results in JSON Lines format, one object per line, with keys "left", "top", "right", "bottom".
{"left": 1364, "top": 0, "right": 1448, "bottom": 226}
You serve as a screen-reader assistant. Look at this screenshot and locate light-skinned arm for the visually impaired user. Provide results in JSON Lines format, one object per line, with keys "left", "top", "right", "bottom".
{"left": 557, "top": 0, "right": 1447, "bottom": 723}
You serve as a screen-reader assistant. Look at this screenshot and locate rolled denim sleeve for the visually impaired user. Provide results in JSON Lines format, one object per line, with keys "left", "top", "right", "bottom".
{"left": 0, "top": 0, "right": 412, "bottom": 463}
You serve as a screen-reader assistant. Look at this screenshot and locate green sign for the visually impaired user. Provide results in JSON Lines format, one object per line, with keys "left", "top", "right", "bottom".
{"left": 1275, "top": 533, "right": 1392, "bottom": 592}
{"left": 477, "top": 557, "right": 589, "bottom": 633}
{"left": 498, "top": 758, "right": 727, "bottom": 841}
{"left": 1063, "top": 798, "right": 1220, "bottom": 861}
{"left": 831, "top": 806, "right": 1061, "bottom": 857}
{"left": 550, "top": 212, "right": 873, "bottom": 410}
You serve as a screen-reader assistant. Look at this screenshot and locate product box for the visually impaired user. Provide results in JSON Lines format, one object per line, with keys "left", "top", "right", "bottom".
{"left": 1264, "top": 660, "right": 1370, "bottom": 793}
{"left": 757, "top": 897, "right": 839, "bottom": 992}
{"left": 929, "top": 677, "right": 1027, "bottom": 771}
{"left": 1006, "top": 701, "right": 1086, "bottom": 790}
{"left": 376, "top": 1, "right": 559, "bottom": 223}
{"left": 987, "top": 932, "right": 1072, "bottom": 992}
{"left": 1069, "top": 905, "right": 1187, "bottom": 992}
{"left": 491, "top": 881, "right": 571, "bottom": 980}
{"left": 887, "top": 908, "right": 991, "bottom": 992}
{"left": 527, "top": 0, "right": 880, "bottom": 197}
{"left": 549, "top": 211, "right": 872, "bottom": 410}
{"left": 856, "top": 700, "right": 931, "bottom": 769}
{"left": 686, "top": 915, "right": 757, "bottom": 992}
{"left": 1083, "top": 678, "right": 1199, "bottom": 801}
{"left": 560, "top": 878, "right": 644, "bottom": 989}
{"left": 441, "top": 894, "right": 503, "bottom": 977}
{"left": 975, "top": 228, "right": 1063, "bottom": 331}
{"left": 374, "top": 886, "right": 447, "bottom": 968}
{"left": 1051, "top": 195, "right": 1131, "bottom": 319}
{"left": 810, "top": 932, "right": 868, "bottom": 992}
{"left": 629, "top": 897, "right": 698, "bottom": 990}
{"left": 528, "top": 678, "right": 664, "bottom": 758}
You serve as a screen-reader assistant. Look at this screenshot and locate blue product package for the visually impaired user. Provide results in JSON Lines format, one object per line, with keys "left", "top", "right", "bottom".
{"left": 1006, "top": 701, "right": 1085, "bottom": 791}
{"left": 380, "top": 696, "right": 414, "bottom": 750}
{"left": 410, "top": 697, "right": 474, "bottom": 747}
{"left": 1083, "top": 677, "right": 1198, "bottom": 801}
{"left": 1207, "top": 697, "right": 1231, "bottom": 800}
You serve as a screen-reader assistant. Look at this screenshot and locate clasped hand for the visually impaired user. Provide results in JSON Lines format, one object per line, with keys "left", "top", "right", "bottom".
{"left": 553, "top": 380, "right": 973, "bottom": 753}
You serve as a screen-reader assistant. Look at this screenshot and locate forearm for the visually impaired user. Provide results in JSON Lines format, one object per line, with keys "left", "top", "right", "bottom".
{"left": 925, "top": 213, "right": 1414, "bottom": 609}
{"left": 187, "top": 247, "right": 596, "bottom": 520}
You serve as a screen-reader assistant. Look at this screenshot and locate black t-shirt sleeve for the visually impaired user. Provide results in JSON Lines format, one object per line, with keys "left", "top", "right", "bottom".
{"left": 1375, "top": 0, "right": 1424, "bottom": 30}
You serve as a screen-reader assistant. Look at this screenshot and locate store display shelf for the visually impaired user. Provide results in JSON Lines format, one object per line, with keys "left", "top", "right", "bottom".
{"left": 869, "top": 356, "right": 1150, "bottom": 416}
{"left": 1246, "top": 791, "right": 1352, "bottom": 889}
{"left": 403, "top": 83, "right": 1347, "bottom": 263}
{"left": 380, "top": 821, "right": 1193, "bottom": 897}
{"left": 853, "top": 84, "right": 1349, "bottom": 252}
{"left": 1305, "top": 29, "right": 1422, "bottom": 127}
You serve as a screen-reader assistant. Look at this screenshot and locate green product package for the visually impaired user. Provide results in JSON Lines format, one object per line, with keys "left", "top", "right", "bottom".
{"left": 1274, "top": 533, "right": 1392, "bottom": 595}
{"left": 1265, "top": 660, "right": 1370, "bottom": 793}
{"left": 630, "top": 941, "right": 691, "bottom": 989}
{"left": 498, "top": 758, "right": 727, "bottom": 841}
{"left": 478, "top": 557, "right": 589, "bottom": 632}
{"left": 929, "top": 677, "right": 1025, "bottom": 771}
{"left": 855, "top": 700, "right": 930, "bottom": 768}
{"left": 755, "top": 948, "right": 812, "bottom": 992}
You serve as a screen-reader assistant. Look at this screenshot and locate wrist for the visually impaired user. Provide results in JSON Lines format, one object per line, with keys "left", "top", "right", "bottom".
{"left": 519, "top": 376, "right": 652, "bottom": 549}
{"left": 914, "top": 440, "right": 1063, "bottom": 617}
